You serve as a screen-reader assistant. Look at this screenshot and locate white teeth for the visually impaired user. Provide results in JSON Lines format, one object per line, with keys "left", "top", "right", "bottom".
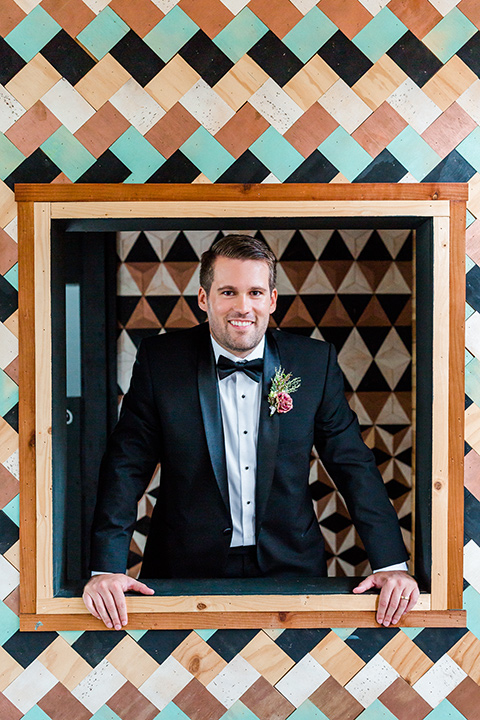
{"left": 229, "top": 320, "right": 253, "bottom": 327}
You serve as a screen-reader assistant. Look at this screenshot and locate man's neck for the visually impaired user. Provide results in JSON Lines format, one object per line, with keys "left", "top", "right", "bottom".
{"left": 210, "top": 334, "right": 265, "bottom": 362}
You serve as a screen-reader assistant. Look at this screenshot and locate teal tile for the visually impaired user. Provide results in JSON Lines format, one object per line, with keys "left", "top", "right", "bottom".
{"left": 0, "top": 134, "right": 25, "bottom": 180}
{"left": 127, "top": 629, "right": 148, "bottom": 641}
{"left": 457, "top": 127, "right": 480, "bottom": 173}
{"left": 423, "top": 7, "right": 476, "bottom": 63}
{"left": 159, "top": 702, "right": 190, "bottom": 720}
{"left": 4, "top": 263, "right": 18, "bottom": 291}
{"left": 77, "top": 7, "right": 129, "bottom": 61}
{"left": 466, "top": 209, "right": 475, "bottom": 228}
{"left": 144, "top": 7, "right": 198, "bottom": 63}
{"left": 250, "top": 126, "right": 304, "bottom": 182}
{"left": 466, "top": 301, "right": 475, "bottom": 320}
{"left": 387, "top": 126, "right": 440, "bottom": 180}
{"left": 353, "top": 8, "right": 407, "bottom": 63}
{"left": 464, "top": 585, "right": 480, "bottom": 636}
{"left": 466, "top": 357, "right": 480, "bottom": 405}
{"left": 400, "top": 626, "right": 424, "bottom": 639}
{"left": 0, "top": 601, "right": 19, "bottom": 645}
{"left": 466, "top": 348, "right": 474, "bottom": 366}
{"left": 221, "top": 701, "right": 264, "bottom": 720}
{"left": 180, "top": 126, "right": 234, "bottom": 182}
{"left": 319, "top": 126, "right": 371, "bottom": 181}
{"left": 4, "top": 6, "right": 61, "bottom": 62}
{"left": 110, "top": 127, "right": 165, "bottom": 182}
{"left": 41, "top": 126, "right": 95, "bottom": 182}
{"left": 424, "top": 700, "right": 468, "bottom": 719}
{"left": 214, "top": 8, "right": 268, "bottom": 62}
{"left": 59, "top": 630, "right": 85, "bottom": 645}
{"left": 283, "top": 7, "right": 337, "bottom": 63}
{"left": 21, "top": 707, "right": 51, "bottom": 720}
{"left": 357, "top": 700, "right": 397, "bottom": 719}
{"left": 0, "top": 369, "right": 18, "bottom": 417}
{"left": 332, "top": 628, "right": 357, "bottom": 640}
{"left": 194, "top": 629, "right": 217, "bottom": 641}
{"left": 466, "top": 252, "right": 476, "bottom": 273}
{"left": 2, "top": 494, "right": 19, "bottom": 526}
{"left": 288, "top": 700, "right": 329, "bottom": 720}
{"left": 91, "top": 708, "right": 122, "bottom": 720}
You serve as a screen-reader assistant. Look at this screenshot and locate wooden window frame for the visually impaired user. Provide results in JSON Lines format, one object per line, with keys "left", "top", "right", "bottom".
{"left": 16, "top": 183, "right": 467, "bottom": 630}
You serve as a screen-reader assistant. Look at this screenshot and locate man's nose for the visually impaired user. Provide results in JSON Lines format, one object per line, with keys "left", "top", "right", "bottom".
{"left": 235, "top": 294, "right": 252, "bottom": 313}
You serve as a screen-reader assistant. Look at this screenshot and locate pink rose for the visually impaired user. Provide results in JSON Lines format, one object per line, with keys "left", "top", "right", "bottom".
{"left": 276, "top": 391, "right": 293, "bottom": 413}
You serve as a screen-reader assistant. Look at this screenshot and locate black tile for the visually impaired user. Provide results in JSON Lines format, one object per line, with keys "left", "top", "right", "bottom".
{"left": 466, "top": 265, "right": 480, "bottom": 313}
{"left": 398, "top": 514, "right": 411, "bottom": 532}
{"left": 357, "top": 230, "right": 392, "bottom": 261}
{"left": 4, "top": 148, "right": 60, "bottom": 190}
{"left": 40, "top": 29, "right": 95, "bottom": 85}
{"left": 371, "top": 447, "right": 392, "bottom": 468}
{"left": 385, "top": 479, "right": 410, "bottom": 500}
{"left": 396, "top": 326, "right": 412, "bottom": 352}
{"left": 147, "top": 296, "right": 180, "bottom": 325}
{"left": 77, "top": 150, "right": 131, "bottom": 183}
{"left": 301, "top": 295, "right": 335, "bottom": 325}
{"left": 110, "top": 30, "right": 165, "bottom": 86}
{"left": 0, "top": 275, "right": 18, "bottom": 323}
{"left": 465, "top": 487, "right": 480, "bottom": 545}
{"left": 217, "top": 150, "right": 270, "bottom": 183}
{"left": 285, "top": 150, "right": 337, "bottom": 183}
{"left": 184, "top": 296, "right": 207, "bottom": 323}
{"left": 117, "top": 297, "right": 141, "bottom": 327}
{"left": 465, "top": 394, "right": 473, "bottom": 410}
{"left": 318, "top": 31, "right": 372, "bottom": 86}
{"left": 356, "top": 363, "right": 391, "bottom": 392}
{"left": 72, "top": 630, "right": 126, "bottom": 666}
{"left": 3, "top": 631, "right": 58, "bottom": 668}
{"left": 396, "top": 231, "right": 413, "bottom": 261}
{"left": 318, "top": 327, "right": 352, "bottom": 353}
{"left": 338, "top": 545, "right": 368, "bottom": 566}
{"left": 387, "top": 31, "right": 442, "bottom": 87}
{"left": 396, "top": 447, "right": 412, "bottom": 466}
{"left": 413, "top": 627, "right": 468, "bottom": 662}
{"left": 394, "top": 364, "right": 412, "bottom": 391}
{"left": 248, "top": 31, "right": 303, "bottom": 86}
{"left": 135, "top": 515, "right": 151, "bottom": 536}
{"left": 465, "top": 440, "right": 472, "bottom": 455}
{"left": 281, "top": 230, "right": 316, "bottom": 261}
{"left": 147, "top": 150, "right": 200, "bottom": 183}
{"left": 126, "top": 231, "right": 160, "bottom": 262}
{"left": 271, "top": 295, "right": 295, "bottom": 325}
{"left": 165, "top": 231, "right": 199, "bottom": 261}
{"left": 320, "top": 512, "right": 351, "bottom": 533}
{"left": 0, "top": 37, "right": 26, "bottom": 85}
{"left": 319, "top": 230, "right": 353, "bottom": 260}
{"left": 126, "top": 328, "right": 162, "bottom": 349}
{"left": 179, "top": 29, "right": 233, "bottom": 86}
{"left": 338, "top": 295, "right": 372, "bottom": 324}
{"left": 345, "top": 627, "right": 399, "bottom": 662}
{"left": 3, "top": 403, "right": 18, "bottom": 433}
{"left": 354, "top": 149, "right": 407, "bottom": 183}
{"left": 357, "top": 327, "right": 390, "bottom": 355}
{"left": 0, "top": 510, "right": 18, "bottom": 553}
{"left": 457, "top": 31, "right": 480, "bottom": 78}
{"left": 309, "top": 480, "right": 335, "bottom": 501}
{"left": 376, "top": 294, "right": 410, "bottom": 324}
{"left": 422, "top": 150, "right": 476, "bottom": 183}
{"left": 275, "top": 629, "right": 330, "bottom": 662}
{"left": 206, "top": 629, "right": 258, "bottom": 661}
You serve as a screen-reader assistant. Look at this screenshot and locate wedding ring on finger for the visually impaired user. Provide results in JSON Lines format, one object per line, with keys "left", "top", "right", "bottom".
{"left": 400, "top": 595, "right": 410, "bottom": 601}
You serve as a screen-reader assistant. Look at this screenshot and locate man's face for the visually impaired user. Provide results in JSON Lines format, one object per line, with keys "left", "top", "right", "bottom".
{"left": 198, "top": 256, "right": 277, "bottom": 358}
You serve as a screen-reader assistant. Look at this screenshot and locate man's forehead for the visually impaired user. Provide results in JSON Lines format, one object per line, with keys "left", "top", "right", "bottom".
{"left": 212, "top": 256, "right": 270, "bottom": 280}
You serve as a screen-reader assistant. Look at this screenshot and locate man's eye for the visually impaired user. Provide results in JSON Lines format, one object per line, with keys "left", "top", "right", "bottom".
{"left": 251, "top": 291, "right": 262, "bottom": 296}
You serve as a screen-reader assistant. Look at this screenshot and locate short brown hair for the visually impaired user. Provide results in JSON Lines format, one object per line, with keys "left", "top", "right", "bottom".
{"left": 200, "top": 234, "right": 277, "bottom": 294}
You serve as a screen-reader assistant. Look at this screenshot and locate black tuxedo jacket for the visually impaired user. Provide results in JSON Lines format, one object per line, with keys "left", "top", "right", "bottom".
{"left": 91, "top": 323, "right": 408, "bottom": 578}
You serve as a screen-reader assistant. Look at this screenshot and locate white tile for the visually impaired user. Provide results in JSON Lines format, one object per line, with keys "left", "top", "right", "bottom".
{"left": 413, "top": 654, "right": 466, "bottom": 707}
{"left": 218, "top": 0, "right": 250, "bottom": 13}
{"left": 82, "top": 0, "right": 110, "bottom": 12}
{"left": 150, "top": 0, "right": 182, "bottom": 10}
{"left": 145, "top": 264, "right": 181, "bottom": 295}
{"left": 4, "top": 660, "right": 57, "bottom": 713}
{"left": 72, "top": 658, "right": 126, "bottom": 713}
{"left": 376, "top": 394, "right": 410, "bottom": 424}
{"left": 260, "top": 230, "right": 295, "bottom": 260}
{"left": 358, "top": 0, "right": 389, "bottom": 12}
{"left": 388, "top": 79, "right": 442, "bottom": 134}
{"left": 42, "top": 78, "right": 95, "bottom": 134}
{"left": 458, "top": 80, "right": 480, "bottom": 126}
{"left": 464, "top": 539, "right": 480, "bottom": 593}
{"left": 117, "top": 329, "right": 138, "bottom": 395}
{"left": 375, "top": 328, "right": 411, "bottom": 390}
{"left": 117, "top": 263, "right": 142, "bottom": 296}
{"left": 145, "top": 230, "right": 182, "bottom": 261}
{"left": 338, "top": 328, "right": 372, "bottom": 391}
{"left": 0, "top": 555, "right": 19, "bottom": 601}
{"left": 466, "top": 311, "right": 480, "bottom": 360}
{"left": 117, "top": 231, "right": 141, "bottom": 262}
{"left": 249, "top": 79, "right": 304, "bottom": 135}
{"left": 183, "top": 230, "right": 217, "bottom": 259}
{"left": 376, "top": 264, "right": 411, "bottom": 293}
{"left": 207, "top": 655, "right": 260, "bottom": 709}
{"left": 377, "top": 229, "right": 411, "bottom": 259}
{"left": 3, "top": 450, "right": 19, "bottom": 481}
{"left": 0, "top": 323, "right": 18, "bottom": 370}
{"left": 319, "top": 79, "right": 372, "bottom": 134}
{"left": 301, "top": 229, "right": 333, "bottom": 259}
{"left": 275, "top": 654, "right": 329, "bottom": 707}
{"left": 289, "top": 0, "right": 319, "bottom": 14}
{"left": 110, "top": 78, "right": 165, "bottom": 135}
{"left": 139, "top": 656, "right": 193, "bottom": 710}
{"left": 15, "top": 0, "right": 42, "bottom": 12}
{"left": 0, "top": 85, "right": 26, "bottom": 133}
{"left": 339, "top": 229, "right": 373, "bottom": 259}
{"left": 337, "top": 264, "right": 372, "bottom": 293}
{"left": 428, "top": 0, "right": 460, "bottom": 15}
{"left": 4, "top": 217, "right": 18, "bottom": 242}
{"left": 299, "top": 263, "right": 335, "bottom": 294}
{"left": 345, "top": 655, "right": 399, "bottom": 708}
{"left": 275, "top": 264, "right": 297, "bottom": 295}
{"left": 261, "top": 172, "right": 281, "bottom": 183}
{"left": 180, "top": 79, "right": 235, "bottom": 135}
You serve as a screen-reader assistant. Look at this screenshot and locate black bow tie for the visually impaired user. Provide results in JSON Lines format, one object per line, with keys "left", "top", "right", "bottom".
{"left": 217, "top": 355, "right": 264, "bottom": 383}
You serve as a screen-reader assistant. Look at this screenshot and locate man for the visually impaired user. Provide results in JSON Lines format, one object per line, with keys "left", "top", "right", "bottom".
{"left": 83, "top": 235, "right": 419, "bottom": 629}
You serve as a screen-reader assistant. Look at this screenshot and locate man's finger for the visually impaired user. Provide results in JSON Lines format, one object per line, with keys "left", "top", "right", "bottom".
{"left": 405, "top": 586, "right": 420, "bottom": 613}
{"left": 376, "top": 584, "right": 395, "bottom": 625}
{"left": 83, "top": 592, "right": 102, "bottom": 622}
{"left": 110, "top": 584, "right": 129, "bottom": 628}
{"left": 352, "top": 576, "right": 376, "bottom": 593}
{"left": 101, "top": 588, "right": 124, "bottom": 630}
{"left": 91, "top": 593, "right": 114, "bottom": 629}
{"left": 128, "top": 579, "right": 154, "bottom": 595}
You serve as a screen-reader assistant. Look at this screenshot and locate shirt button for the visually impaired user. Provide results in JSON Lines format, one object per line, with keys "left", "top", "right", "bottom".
{"left": 243, "top": 430, "right": 248, "bottom": 434}
{"left": 245, "top": 466, "right": 249, "bottom": 470}
{"left": 241, "top": 395, "right": 246, "bottom": 399}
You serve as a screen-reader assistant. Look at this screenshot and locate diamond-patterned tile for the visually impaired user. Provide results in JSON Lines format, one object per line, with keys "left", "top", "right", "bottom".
{"left": 309, "top": 676, "right": 364, "bottom": 720}
{"left": 318, "top": 30, "right": 373, "bottom": 86}
{"left": 4, "top": 100, "right": 60, "bottom": 157}
{"left": 352, "top": 54, "right": 407, "bottom": 111}
{"left": 4, "top": 5, "right": 61, "bottom": 63}
{"left": 378, "top": 677, "right": 432, "bottom": 720}
{"left": 320, "top": 0, "right": 373, "bottom": 40}
{"left": 0, "top": 0, "right": 26, "bottom": 38}
{"left": 40, "top": 0, "right": 95, "bottom": 37}
{"left": 241, "top": 676, "right": 295, "bottom": 720}
{"left": 174, "top": 677, "right": 226, "bottom": 720}
{"left": 319, "top": 79, "right": 372, "bottom": 133}
{"left": 76, "top": 6, "right": 129, "bottom": 61}
{"left": 3, "top": 660, "right": 57, "bottom": 714}
{"left": 107, "top": 680, "right": 160, "bottom": 720}
{"left": 248, "top": 0, "right": 303, "bottom": 39}
{"left": 248, "top": 30, "right": 304, "bottom": 86}
{"left": 171, "top": 632, "right": 227, "bottom": 687}
{"left": 249, "top": 78, "right": 303, "bottom": 134}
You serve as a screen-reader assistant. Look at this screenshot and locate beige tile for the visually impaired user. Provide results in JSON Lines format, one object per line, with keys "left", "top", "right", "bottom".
{"left": 240, "top": 631, "right": 295, "bottom": 685}
{"left": 106, "top": 635, "right": 158, "bottom": 688}
{"left": 0, "top": 181, "right": 17, "bottom": 230}
{"left": 448, "top": 631, "right": 480, "bottom": 683}
{"left": 37, "top": 637, "right": 92, "bottom": 691}
{"left": 379, "top": 632, "right": 434, "bottom": 685}
{"left": 0, "top": 418, "right": 18, "bottom": 465}
{"left": 0, "top": 646, "right": 23, "bottom": 692}
{"left": 310, "top": 632, "right": 365, "bottom": 686}
{"left": 284, "top": 55, "right": 338, "bottom": 111}
{"left": 214, "top": 55, "right": 269, "bottom": 111}
{"left": 467, "top": 173, "right": 480, "bottom": 221}
{"left": 4, "top": 540, "right": 19, "bottom": 572}
{"left": 5, "top": 54, "right": 61, "bottom": 110}
{"left": 3, "top": 310, "right": 18, "bottom": 340}
{"left": 75, "top": 54, "right": 131, "bottom": 111}
{"left": 353, "top": 55, "right": 407, "bottom": 111}
{"left": 422, "top": 56, "right": 478, "bottom": 112}
{"left": 145, "top": 56, "right": 200, "bottom": 111}
{"left": 172, "top": 631, "right": 227, "bottom": 686}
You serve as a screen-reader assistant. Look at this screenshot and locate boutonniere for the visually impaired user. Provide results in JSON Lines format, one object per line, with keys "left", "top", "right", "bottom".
{"left": 268, "top": 367, "right": 301, "bottom": 415}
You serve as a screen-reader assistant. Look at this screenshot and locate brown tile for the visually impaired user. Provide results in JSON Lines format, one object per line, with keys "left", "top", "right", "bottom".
{"left": 145, "top": 103, "right": 200, "bottom": 158}
{"left": 280, "top": 296, "right": 316, "bottom": 328}
{"left": 352, "top": 102, "right": 407, "bottom": 157}
{"left": 0, "top": 229, "right": 18, "bottom": 275}
{"left": 106, "top": 636, "right": 158, "bottom": 688}
{"left": 41, "top": 0, "right": 95, "bottom": 36}
{"left": 174, "top": 678, "right": 226, "bottom": 720}
{"left": 171, "top": 631, "right": 227, "bottom": 685}
{"left": 281, "top": 261, "right": 315, "bottom": 291}
{"left": 0, "top": 693, "right": 22, "bottom": 720}
{"left": 320, "top": 260, "right": 352, "bottom": 291}
{"left": 3, "top": 357, "right": 19, "bottom": 385}
{"left": 248, "top": 0, "right": 303, "bottom": 38}
{"left": 164, "top": 297, "right": 199, "bottom": 329}
{"left": 164, "top": 262, "right": 199, "bottom": 293}
{"left": 379, "top": 632, "right": 433, "bottom": 686}
{"left": 465, "top": 448, "right": 480, "bottom": 502}
{"left": 284, "top": 103, "right": 338, "bottom": 157}
{"left": 109, "top": 0, "right": 165, "bottom": 37}
{"left": 3, "top": 586, "right": 19, "bottom": 615}
{"left": 125, "top": 298, "right": 162, "bottom": 329}
{"left": 421, "top": 102, "right": 476, "bottom": 157}
{"left": 387, "top": 0, "right": 442, "bottom": 39}
{"left": 107, "top": 680, "right": 158, "bottom": 720}
{"left": 466, "top": 219, "right": 480, "bottom": 268}
{"left": 0, "top": 463, "right": 18, "bottom": 510}
{"left": 0, "top": 0, "right": 25, "bottom": 36}
{"left": 357, "top": 260, "right": 391, "bottom": 291}
{"left": 356, "top": 296, "right": 391, "bottom": 325}
{"left": 241, "top": 677, "right": 295, "bottom": 720}
{"left": 51, "top": 172, "right": 73, "bottom": 184}
{"left": 38, "top": 683, "right": 92, "bottom": 720}
{"left": 448, "top": 677, "right": 480, "bottom": 717}
{"left": 38, "top": 637, "right": 92, "bottom": 692}
{"left": 74, "top": 102, "right": 130, "bottom": 157}
{"left": 378, "top": 677, "right": 432, "bottom": 720}
{"left": 5, "top": 101, "right": 61, "bottom": 157}
{"left": 320, "top": 0, "right": 373, "bottom": 40}
{"left": 215, "top": 102, "right": 269, "bottom": 158}
{"left": 310, "top": 676, "right": 363, "bottom": 720}
{"left": 179, "top": 0, "right": 234, "bottom": 38}
{"left": 458, "top": 0, "right": 480, "bottom": 30}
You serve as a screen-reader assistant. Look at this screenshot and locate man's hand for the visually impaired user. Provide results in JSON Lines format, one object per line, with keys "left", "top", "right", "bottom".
{"left": 353, "top": 570, "right": 419, "bottom": 627}
{"left": 83, "top": 574, "right": 154, "bottom": 630}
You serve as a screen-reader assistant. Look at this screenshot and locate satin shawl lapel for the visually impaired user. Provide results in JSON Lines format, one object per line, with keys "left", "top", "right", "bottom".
{"left": 255, "top": 330, "right": 280, "bottom": 535}
{"left": 197, "top": 328, "right": 229, "bottom": 513}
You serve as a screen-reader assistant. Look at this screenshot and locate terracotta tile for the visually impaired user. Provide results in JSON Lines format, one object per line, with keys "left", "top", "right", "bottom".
{"left": 280, "top": 296, "right": 316, "bottom": 328}
{"left": 310, "top": 676, "right": 363, "bottom": 720}
{"left": 164, "top": 297, "right": 199, "bottom": 329}
{"left": 448, "top": 677, "right": 480, "bottom": 718}
{"left": 379, "top": 633, "right": 433, "bottom": 685}
{"left": 353, "top": 55, "right": 407, "bottom": 111}
{"left": 310, "top": 632, "right": 365, "bottom": 686}
{"left": 248, "top": 0, "right": 303, "bottom": 38}
{"left": 422, "top": 55, "right": 478, "bottom": 112}
{"left": 356, "top": 260, "right": 391, "bottom": 291}
{"left": 51, "top": 172, "right": 73, "bottom": 184}
{"left": 466, "top": 219, "right": 480, "bottom": 267}
{"left": 126, "top": 298, "right": 162, "bottom": 329}
{"left": 320, "top": 0, "right": 373, "bottom": 40}
{"left": 282, "top": 261, "right": 315, "bottom": 291}
{"left": 0, "top": 230, "right": 18, "bottom": 276}
{"left": 3, "top": 586, "right": 19, "bottom": 615}
{"left": 379, "top": 677, "right": 432, "bottom": 720}
{"left": 145, "top": 103, "right": 200, "bottom": 158}
{"left": 179, "top": 0, "right": 234, "bottom": 38}
{"left": 109, "top": 0, "right": 165, "bottom": 37}
{"left": 106, "top": 636, "right": 158, "bottom": 688}
{"left": 458, "top": 0, "right": 480, "bottom": 30}
{"left": 215, "top": 102, "right": 269, "bottom": 158}
{"left": 352, "top": 102, "right": 407, "bottom": 157}
{"left": 447, "top": 631, "right": 480, "bottom": 683}
{"left": 387, "top": 0, "right": 442, "bottom": 39}
{"left": 0, "top": 0, "right": 26, "bottom": 36}
{"left": 164, "top": 262, "right": 199, "bottom": 293}
{"left": 74, "top": 54, "right": 131, "bottom": 111}
{"left": 4, "top": 357, "right": 19, "bottom": 385}
{"left": 239, "top": 632, "right": 295, "bottom": 685}
{"left": 171, "top": 632, "right": 227, "bottom": 686}
{"left": 320, "top": 260, "right": 352, "bottom": 292}
{"left": 38, "top": 683, "right": 92, "bottom": 720}
{"left": 5, "top": 54, "right": 61, "bottom": 111}
{"left": 174, "top": 678, "right": 226, "bottom": 720}
{"left": 0, "top": 462, "right": 18, "bottom": 510}
{"left": 284, "top": 103, "right": 338, "bottom": 157}
{"left": 241, "top": 677, "right": 295, "bottom": 720}
{"left": 74, "top": 102, "right": 130, "bottom": 158}
{"left": 284, "top": 55, "right": 338, "bottom": 111}
{"left": 108, "top": 680, "right": 159, "bottom": 720}
{"left": 465, "top": 449, "right": 480, "bottom": 502}
{"left": 214, "top": 55, "right": 269, "bottom": 111}
{"left": 4, "top": 101, "right": 61, "bottom": 157}
{"left": 0, "top": 693, "right": 22, "bottom": 720}
{"left": 145, "top": 56, "right": 200, "bottom": 111}
{"left": 421, "top": 102, "right": 477, "bottom": 158}
{"left": 40, "top": 0, "right": 95, "bottom": 37}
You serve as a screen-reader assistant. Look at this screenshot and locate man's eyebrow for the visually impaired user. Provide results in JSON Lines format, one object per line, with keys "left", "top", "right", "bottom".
{"left": 217, "top": 285, "right": 267, "bottom": 292}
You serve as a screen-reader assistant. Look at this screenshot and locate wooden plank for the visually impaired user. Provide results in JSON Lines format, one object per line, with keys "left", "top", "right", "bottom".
{"left": 447, "top": 201, "right": 466, "bottom": 609}
{"left": 18, "top": 201, "right": 37, "bottom": 614}
{"left": 15, "top": 183, "right": 469, "bottom": 203}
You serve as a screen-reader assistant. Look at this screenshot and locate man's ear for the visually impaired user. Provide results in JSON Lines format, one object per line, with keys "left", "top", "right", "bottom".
{"left": 269, "top": 288, "right": 278, "bottom": 314}
{"left": 198, "top": 286, "right": 207, "bottom": 312}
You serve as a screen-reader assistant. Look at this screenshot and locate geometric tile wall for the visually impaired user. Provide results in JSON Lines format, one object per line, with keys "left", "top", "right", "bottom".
{"left": 2, "top": 0, "right": 480, "bottom": 717}
{"left": 117, "top": 228, "right": 413, "bottom": 579}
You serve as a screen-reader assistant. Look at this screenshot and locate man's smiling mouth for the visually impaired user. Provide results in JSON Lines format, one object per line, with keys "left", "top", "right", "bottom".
{"left": 228, "top": 320, "right": 254, "bottom": 327}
